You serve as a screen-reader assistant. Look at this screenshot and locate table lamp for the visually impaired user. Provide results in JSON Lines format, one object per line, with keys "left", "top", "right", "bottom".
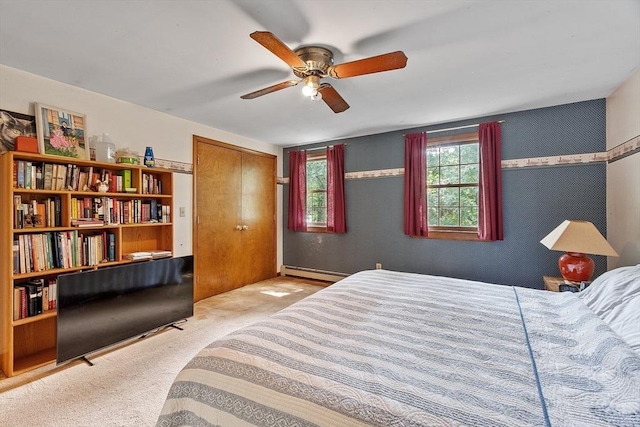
{"left": 540, "top": 220, "right": 618, "bottom": 283}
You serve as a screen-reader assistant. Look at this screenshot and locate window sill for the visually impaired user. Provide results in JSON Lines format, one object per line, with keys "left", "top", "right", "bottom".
{"left": 427, "top": 229, "right": 480, "bottom": 241}
{"left": 305, "top": 226, "right": 328, "bottom": 233}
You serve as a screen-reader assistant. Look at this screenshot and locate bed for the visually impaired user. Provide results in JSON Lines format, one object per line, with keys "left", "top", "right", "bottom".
{"left": 157, "top": 267, "right": 640, "bottom": 426}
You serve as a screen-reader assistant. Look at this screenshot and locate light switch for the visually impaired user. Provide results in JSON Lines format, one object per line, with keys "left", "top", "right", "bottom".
{"left": 179, "top": 207, "right": 186, "bottom": 217}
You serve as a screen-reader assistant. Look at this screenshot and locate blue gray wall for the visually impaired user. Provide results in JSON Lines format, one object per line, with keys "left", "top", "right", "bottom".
{"left": 283, "top": 99, "right": 607, "bottom": 289}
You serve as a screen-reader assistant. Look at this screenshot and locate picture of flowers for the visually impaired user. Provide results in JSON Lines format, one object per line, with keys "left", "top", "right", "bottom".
{"left": 35, "top": 103, "right": 88, "bottom": 159}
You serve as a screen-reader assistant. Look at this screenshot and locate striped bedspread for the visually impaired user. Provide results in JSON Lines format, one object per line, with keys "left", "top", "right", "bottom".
{"left": 157, "top": 269, "right": 640, "bottom": 426}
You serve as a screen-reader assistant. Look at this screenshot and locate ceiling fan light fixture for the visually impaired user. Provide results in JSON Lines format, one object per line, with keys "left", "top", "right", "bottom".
{"left": 301, "top": 84, "right": 317, "bottom": 97}
{"left": 302, "top": 75, "right": 320, "bottom": 98}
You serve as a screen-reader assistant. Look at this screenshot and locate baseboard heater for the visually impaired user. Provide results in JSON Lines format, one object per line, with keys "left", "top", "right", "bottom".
{"left": 280, "top": 265, "right": 349, "bottom": 283}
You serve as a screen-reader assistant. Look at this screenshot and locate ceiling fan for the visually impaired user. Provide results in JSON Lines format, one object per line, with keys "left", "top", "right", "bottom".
{"left": 240, "top": 31, "right": 408, "bottom": 113}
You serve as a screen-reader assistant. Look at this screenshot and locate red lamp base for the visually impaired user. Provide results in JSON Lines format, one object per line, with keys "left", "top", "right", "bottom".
{"left": 558, "top": 252, "right": 594, "bottom": 282}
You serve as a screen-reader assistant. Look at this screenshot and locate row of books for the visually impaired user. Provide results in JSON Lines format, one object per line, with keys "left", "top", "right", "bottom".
{"left": 70, "top": 197, "right": 171, "bottom": 224}
{"left": 13, "top": 160, "right": 140, "bottom": 193}
{"left": 141, "top": 172, "right": 163, "bottom": 195}
{"left": 13, "top": 278, "right": 57, "bottom": 320}
{"left": 13, "top": 230, "right": 116, "bottom": 274}
{"left": 13, "top": 195, "right": 62, "bottom": 229}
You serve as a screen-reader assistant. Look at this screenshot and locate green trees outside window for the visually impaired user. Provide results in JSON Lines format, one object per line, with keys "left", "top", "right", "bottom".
{"left": 306, "top": 157, "right": 327, "bottom": 225}
{"left": 426, "top": 142, "right": 479, "bottom": 228}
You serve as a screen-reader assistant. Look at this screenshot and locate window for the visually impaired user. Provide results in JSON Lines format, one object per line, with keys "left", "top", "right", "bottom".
{"left": 426, "top": 132, "right": 480, "bottom": 240}
{"left": 306, "top": 153, "right": 327, "bottom": 229}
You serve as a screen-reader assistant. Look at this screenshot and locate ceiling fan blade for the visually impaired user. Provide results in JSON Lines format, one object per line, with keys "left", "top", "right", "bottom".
{"left": 318, "top": 83, "right": 350, "bottom": 113}
{"left": 327, "top": 51, "right": 408, "bottom": 79}
{"left": 240, "top": 79, "right": 301, "bottom": 99}
{"left": 250, "top": 31, "right": 308, "bottom": 70}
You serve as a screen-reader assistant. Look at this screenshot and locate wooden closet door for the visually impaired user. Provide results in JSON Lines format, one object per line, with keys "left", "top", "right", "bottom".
{"left": 241, "top": 151, "right": 276, "bottom": 285}
{"left": 194, "top": 137, "right": 276, "bottom": 301}
{"left": 195, "top": 141, "right": 243, "bottom": 300}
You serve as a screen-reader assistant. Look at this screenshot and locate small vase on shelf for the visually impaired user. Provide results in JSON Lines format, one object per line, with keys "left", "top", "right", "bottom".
{"left": 144, "top": 146, "right": 155, "bottom": 168}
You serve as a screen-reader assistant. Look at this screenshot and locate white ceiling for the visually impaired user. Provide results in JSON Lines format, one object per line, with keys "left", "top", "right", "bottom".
{"left": 1, "top": 0, "right": 638, "bottom": 147}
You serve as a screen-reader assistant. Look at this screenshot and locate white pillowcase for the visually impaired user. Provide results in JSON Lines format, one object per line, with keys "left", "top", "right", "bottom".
{"left": 598, "top": 293, "right": 640, "bottom": 352}
{"left": 578, "top": 264, "right": 640, "bottom": 316}
{"left": 578, "top": 264, "right": 640, "bottom": 353}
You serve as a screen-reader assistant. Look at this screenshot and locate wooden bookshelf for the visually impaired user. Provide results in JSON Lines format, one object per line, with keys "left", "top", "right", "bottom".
{"left": 0, "top": 151, "right": 173, "bottom": 377}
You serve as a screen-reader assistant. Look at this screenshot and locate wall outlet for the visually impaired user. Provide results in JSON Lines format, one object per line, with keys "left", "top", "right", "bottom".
{"left": 375, "top": 262, "right": 382, "bottom": 270}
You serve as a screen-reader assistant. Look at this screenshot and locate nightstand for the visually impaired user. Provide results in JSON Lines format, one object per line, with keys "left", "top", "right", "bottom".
{"left": 543, "top": 276, "right": 581, "bottom": 292}
{"left": 543, "top": 276, "right": 564, "bottom": 292}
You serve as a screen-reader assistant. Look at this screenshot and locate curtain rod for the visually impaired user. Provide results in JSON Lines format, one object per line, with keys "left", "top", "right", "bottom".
{"left": 289, "top": 143, "right": 347, "bottom": 152}
{"left": 403, "top": 120, "right": 505, "bottom": 137}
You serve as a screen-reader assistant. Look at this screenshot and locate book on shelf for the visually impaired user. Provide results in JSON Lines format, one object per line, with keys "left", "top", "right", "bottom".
{"left": 43, "top": 163, "right": 53, "bottom": 190}
{"left": 35, "top": 164, "right": 43, "bottom": 189}
{"left": 12, "top": 239, "right": 19, "bottom": 274}
{"left": 125, "top": 251, "right": 153, "bottom": 261}
{"left": 24, "top": 161, "right": 32, "bottom": 188}
{"left": 16, "top": 160, "right": 25, "bottom": 188}
{"left": 13, "top": 286, "right": 26, "bottom": 320}
{"left": 21, "top": 279, "right": 43, "bottom": 318}
{"left": 121, "top": 169, "right": 132, "bottom": 190}
{"left": 149, "top": 250, "right": 172, "bottom": 259}
{"left": 71, "top": 218, "right": 105, "bottom": 227}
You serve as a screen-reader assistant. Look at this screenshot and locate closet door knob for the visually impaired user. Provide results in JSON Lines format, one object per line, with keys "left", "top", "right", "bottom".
{"left": 236, "top": 225, "right": 242, "bottom": 230}
{"left": 242, "top": 225, "right": 248, "bottom": 230}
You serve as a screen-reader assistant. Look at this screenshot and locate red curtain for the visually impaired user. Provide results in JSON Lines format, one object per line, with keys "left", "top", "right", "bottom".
{"left": 287, "top": 150, "right": 307, "bottom": 232}
{"left": 327, "top": 144, "right": 346, "bottom": 233}
{"left": 404, "top": 132, "right": 428, "bottom": 237}
{"left": 478, "top": 122, "right": 504, "bottom": 241}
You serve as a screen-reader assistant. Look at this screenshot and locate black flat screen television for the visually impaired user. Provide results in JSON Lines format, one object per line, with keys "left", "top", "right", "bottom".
{"left": 56, "top": 255, "right": 193, "bottom": 365}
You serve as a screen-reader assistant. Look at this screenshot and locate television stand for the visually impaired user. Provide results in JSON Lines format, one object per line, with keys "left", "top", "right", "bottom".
{"left": 139, "top": 320, "right": 187, "bottom": 339}
{"left": 80, "top": 356, "right": 95, "bottom": 367}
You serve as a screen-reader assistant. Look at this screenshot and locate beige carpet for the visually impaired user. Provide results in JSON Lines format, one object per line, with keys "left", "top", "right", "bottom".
{"left": 0, "top": 276, "right": 328, "bottom": 427}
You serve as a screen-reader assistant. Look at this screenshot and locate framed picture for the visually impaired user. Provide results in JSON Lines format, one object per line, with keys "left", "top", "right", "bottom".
{"left": 35, "top": 103, "right": 89, "bottom": 159}
{"left": 0, "top": 110, "right": 37, "bottom": 152}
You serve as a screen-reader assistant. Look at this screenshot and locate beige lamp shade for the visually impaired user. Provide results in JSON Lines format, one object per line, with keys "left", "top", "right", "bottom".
{"left": 540, "top": 220, "right": 618, "bottom": 256}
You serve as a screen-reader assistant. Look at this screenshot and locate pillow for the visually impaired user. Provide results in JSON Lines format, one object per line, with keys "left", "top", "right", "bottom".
{"left": 578, "top": 264, "right": 640, "bottom": 354}
{"left": 597, "top": 293, "right": 640, "bottom": 353}
{"left": 578, "top": 264, "right": 640, "bottom": 316}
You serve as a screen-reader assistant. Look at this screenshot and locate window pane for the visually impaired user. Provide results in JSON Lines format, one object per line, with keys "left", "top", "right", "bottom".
{"left": 424, "top": 139, "right": 480, "bottom": 232}
{"left": 440, "top": 146, "right": 459, "bottom": 166}
{"left": 306, "top": 160, "right": 326, "bottom": 191}
{"left": 306, "top": 158, "right": 327, "bottom": 225}
{"left": 426, "top": 148, "right": 439, "bottom": 167}
{"left": 460, "top": 207, "right": 478, "bottom": 227}
{"left": 427, "top": 167, "right": 439, "bottom": 186}
{"left": 427, "top": 188, "right": 439, "bottom": 207}
{"left": 460, "top": 187, "right": 478, "bottom": 206}
{"left": 460, "top": 143, "right": 479, "bottom": 164}
{"left": 460, "top": 164, "right": 479, "bottom": 184}
{"left": 440, "top": 166, "right": 459, "bottom": 184}
{"left": 306, "top": 191, "right": 326, "bottom": 223}
{"left": 439, "top": 187, "right": 459, "bottom": 206}
{"left": 428, "top": 207, "right": 438, "bottom": 226}
{"left": 439, "top": 208, "right": 459, "bottom": 226}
